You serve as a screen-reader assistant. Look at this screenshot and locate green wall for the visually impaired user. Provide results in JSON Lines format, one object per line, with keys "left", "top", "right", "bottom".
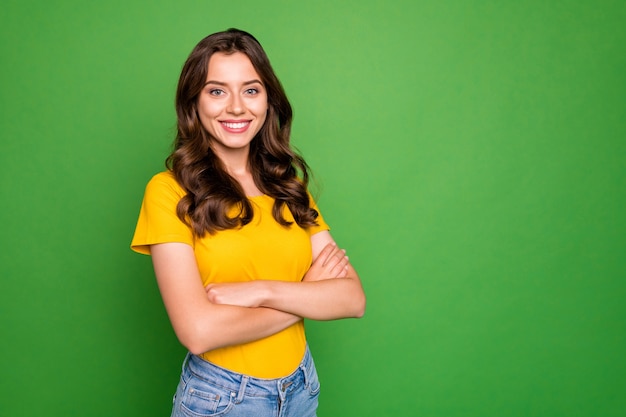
{"left": 1, "top": 1, "right": 624, "bottom": 416}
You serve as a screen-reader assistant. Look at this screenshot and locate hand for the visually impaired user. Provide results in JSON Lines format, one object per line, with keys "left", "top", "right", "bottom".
{"left": 302, "top": 243, "right": 349, "bottom": 282}
{"left": 205, "top": 281, "right": 263, "bottom": 308}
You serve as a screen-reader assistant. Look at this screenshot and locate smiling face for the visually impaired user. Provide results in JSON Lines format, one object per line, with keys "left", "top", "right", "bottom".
{"left": 197, "top": 52, "right": 268, "bottom": 162}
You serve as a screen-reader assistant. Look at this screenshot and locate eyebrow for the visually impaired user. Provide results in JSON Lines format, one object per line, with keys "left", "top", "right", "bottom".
{"left": 203, "top": 79, "right": 263, "bottom": 87}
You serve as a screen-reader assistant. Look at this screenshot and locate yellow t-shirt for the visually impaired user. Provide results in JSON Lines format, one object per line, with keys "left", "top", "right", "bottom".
{"left": 130, "top": 171, "right": 329, "bottom": 378}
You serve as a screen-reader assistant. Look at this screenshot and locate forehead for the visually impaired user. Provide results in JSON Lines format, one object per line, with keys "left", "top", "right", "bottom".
{"left": 206, "top": 52, "right": 261, "bottom": 82}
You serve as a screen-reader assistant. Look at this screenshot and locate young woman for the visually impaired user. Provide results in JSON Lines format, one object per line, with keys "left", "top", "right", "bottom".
{"left": 131, "top": 28, "right": 365, "bottom": 417}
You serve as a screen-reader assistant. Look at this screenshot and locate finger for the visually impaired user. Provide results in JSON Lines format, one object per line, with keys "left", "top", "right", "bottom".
{"left": 336, "top": 266, "right": 349, "bottom": 278}
{"left": 312, "top": 242, "right": 333, "bottom": 266}
{"left": 328, "top": 255, "right": 350, "bottom": 278}
{"left": 321, "top": 244, "right": 343, "bottom": 267}
{"left": 321, "top": 248, "right": 345, "bottom": 270}
{"left": 336, "top": 248, "right": 347, "bottom": 260}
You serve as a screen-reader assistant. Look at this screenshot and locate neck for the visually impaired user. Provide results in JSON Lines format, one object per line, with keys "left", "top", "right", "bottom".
{"left": 214, "top": 146, "right": 262, "bottom": 196}
{"left": 214, "top": 146, "right": 250, "bottom": 176}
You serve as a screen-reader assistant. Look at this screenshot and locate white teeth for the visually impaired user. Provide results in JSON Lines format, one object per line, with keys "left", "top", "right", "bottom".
{"left": 223, "top": 122, "right": 248, "bottom": 129}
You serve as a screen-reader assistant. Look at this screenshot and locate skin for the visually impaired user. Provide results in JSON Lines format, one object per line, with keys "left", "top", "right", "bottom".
{"left": 151, "top": 52, "right": 366, "bottom": 356}
{"left": 196, "top": 51, "right": 268, "bottom": 194}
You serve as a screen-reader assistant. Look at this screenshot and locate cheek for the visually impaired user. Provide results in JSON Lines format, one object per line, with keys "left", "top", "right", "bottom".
{"left": 258, "top": 106, "right": 268, "bottom": 124}
{"left": 252, "top": 100, "right": 269, "bottom": 121}
{"left": 197, "top": 101, "right": 221, "bottom": 131}
{"left": 249, "top": 91, "right": 268, "bottom": 114}
{"left": 196, "top": 110, "right": 211, "bottom": 132}
{"left": 197, "top": 99, "right": 221, "bottom": 119}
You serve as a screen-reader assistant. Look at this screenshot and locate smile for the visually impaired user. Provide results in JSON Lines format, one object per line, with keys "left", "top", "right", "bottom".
{"left": 221, "top": 121, "right": 250, "bottom": 130}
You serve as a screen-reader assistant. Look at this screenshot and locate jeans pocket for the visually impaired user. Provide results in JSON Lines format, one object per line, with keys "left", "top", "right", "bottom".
{"left": 179, "top": 379, "right": 234, "bottom": 417}
{"left": 305, "top": 363, "right": 321, "bottom": 396}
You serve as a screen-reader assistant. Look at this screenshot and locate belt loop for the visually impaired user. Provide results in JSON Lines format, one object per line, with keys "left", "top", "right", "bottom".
{"left": 277, "top": 379, "right": 287, "bottom": 402}
{"left": 235, "top": 375, "right": 249, "bottom": 403}
{"left": 182, "top": 352, "right": 192, "bottom": 373}
{"left": 300, "top": 363, "right": 309, "bottom": 388}
{"left": 300, "top": 348, "right": 310, "bottom": 388}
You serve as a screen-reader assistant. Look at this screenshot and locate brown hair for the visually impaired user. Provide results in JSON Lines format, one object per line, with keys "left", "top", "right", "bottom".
{"left": 166, "top": 28, "right": 318, "bottom": 236}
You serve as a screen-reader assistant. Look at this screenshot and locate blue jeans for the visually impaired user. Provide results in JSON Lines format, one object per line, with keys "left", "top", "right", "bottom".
{"left": 171, "top": 346, "right": 320, "bottom": 417}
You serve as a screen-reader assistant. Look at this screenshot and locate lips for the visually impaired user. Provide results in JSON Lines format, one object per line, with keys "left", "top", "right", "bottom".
{"left": 220, "top": 120, "right": 251, "bottom": 133}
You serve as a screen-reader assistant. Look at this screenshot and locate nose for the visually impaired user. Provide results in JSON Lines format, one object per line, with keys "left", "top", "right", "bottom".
{"left": 227, "top": 94, "right": 244, "bottom": 115}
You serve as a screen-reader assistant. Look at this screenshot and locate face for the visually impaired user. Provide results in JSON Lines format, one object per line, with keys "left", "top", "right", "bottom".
{"left": 197, "top": 52, "right": 268, "bottom": 161}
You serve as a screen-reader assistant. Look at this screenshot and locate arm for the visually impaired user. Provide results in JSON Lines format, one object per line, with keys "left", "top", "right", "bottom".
{"left": 206, "top": 231, "right": 366, "bottom": 320}
{"left": 151, "top": 242, "right": 301, "bottom": 355}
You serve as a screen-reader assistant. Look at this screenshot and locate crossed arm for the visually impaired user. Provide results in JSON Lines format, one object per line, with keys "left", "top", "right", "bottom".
{"left": 150, "top": 230, "right": 366, "bottom": 355}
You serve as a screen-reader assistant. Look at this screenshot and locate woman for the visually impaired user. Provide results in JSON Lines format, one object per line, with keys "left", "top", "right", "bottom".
{"left": 131, "top": 28, "right": 365, "bottom": 417}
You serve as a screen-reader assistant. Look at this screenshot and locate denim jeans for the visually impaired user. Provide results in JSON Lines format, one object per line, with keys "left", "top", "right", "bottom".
{"left": 171, "top": 346, "right": 320, "bottom": 417}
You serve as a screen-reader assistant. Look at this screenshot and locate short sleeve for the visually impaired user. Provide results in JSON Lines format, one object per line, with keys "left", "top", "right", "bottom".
{"left": 308, "top": 194, "right": 330, "bottom": 236}
{"left": 130, "top": 172, "right": 194, "bottom": 255}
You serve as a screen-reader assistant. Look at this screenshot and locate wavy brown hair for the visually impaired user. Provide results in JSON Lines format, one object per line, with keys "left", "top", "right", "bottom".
{"left": 166, "top": 28, "right": 318, "bottom": 236}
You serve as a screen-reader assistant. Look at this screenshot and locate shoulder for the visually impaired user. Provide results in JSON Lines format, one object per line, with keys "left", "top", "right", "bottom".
{"left": 148, "top": 170, "right": 179, "bottom": 186}
{"left": 145, "top": 171, "right": 186, "bottom": 196}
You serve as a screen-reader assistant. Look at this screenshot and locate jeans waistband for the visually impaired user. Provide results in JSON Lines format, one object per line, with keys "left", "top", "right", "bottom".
{"left": 183, "top": 346, "right": 315, "bottom": 400}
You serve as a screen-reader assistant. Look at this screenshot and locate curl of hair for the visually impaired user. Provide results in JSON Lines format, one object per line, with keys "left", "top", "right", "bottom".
{"left": 166, "top": 28, "right": 318, "bottom": 237}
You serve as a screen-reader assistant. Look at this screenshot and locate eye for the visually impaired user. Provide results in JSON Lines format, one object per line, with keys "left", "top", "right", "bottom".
{"left": 209, "top": 88, "right": 225, "bottom": 96}
{"left": 244, "top": 88, "right": 259, "bottom": 95}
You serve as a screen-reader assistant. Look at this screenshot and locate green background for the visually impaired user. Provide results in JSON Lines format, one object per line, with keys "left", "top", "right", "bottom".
{"left": 1, "top": 1, "right": 624, "bottom": 416}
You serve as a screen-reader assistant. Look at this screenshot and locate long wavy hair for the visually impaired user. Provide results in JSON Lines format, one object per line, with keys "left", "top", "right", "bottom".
{"left": 166, "top": 28, "right": 319, "bottom": 236}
